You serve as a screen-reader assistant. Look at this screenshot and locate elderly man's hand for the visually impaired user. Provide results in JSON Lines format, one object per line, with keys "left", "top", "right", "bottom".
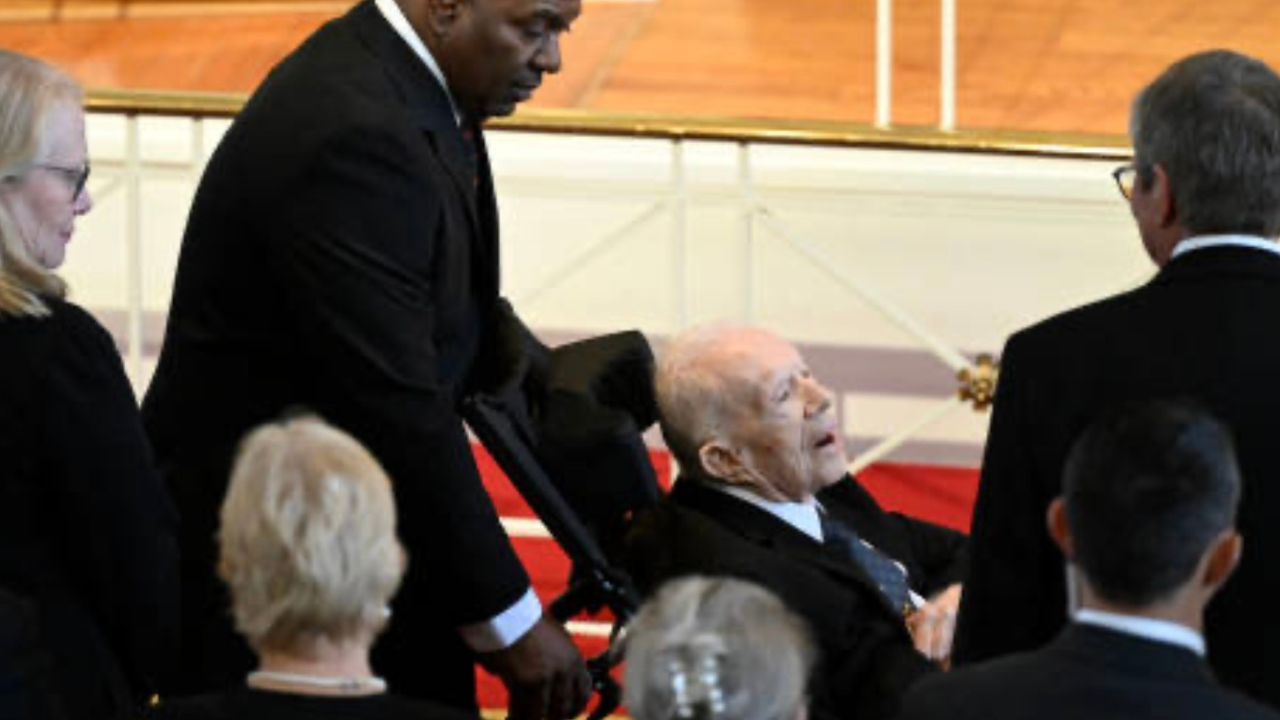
{"left": 906, "top": 583, "right": 962, "bottom": 665}
{"left": 479, "top": 616, "right": 592, "bottom": 720}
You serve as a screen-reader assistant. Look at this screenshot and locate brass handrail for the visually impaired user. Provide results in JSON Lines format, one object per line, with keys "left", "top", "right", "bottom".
{"left": 85, "top": 87, "right": 1132, "bottom": 160}
{"left": 86, "top": 88, "right": 247, "bottom": 118}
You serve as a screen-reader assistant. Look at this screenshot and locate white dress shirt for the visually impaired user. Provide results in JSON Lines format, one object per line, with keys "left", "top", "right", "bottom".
{"left": 714, "top": 481, "right": 825, "bottom": 541}
{"left": 1171, "top": 233, "right": 1280, "bottom": 260}
{"left": 1074, "top": 608, "right": 1206, "bottom": 656}
{"left": 373, "top": 0, "right": 541, "bottom": 653}
{"left": 374, "top": 0, "right": 461, "bottom": 123}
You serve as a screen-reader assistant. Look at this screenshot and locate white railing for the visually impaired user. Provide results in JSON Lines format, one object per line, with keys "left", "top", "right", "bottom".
{"left": 75, "top": 94, "right": 1142, "bottom": 470}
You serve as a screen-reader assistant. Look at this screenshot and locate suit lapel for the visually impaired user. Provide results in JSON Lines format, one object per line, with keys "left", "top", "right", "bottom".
{"left": 775, "top": 524, "right": 908, "bottom": 619}
{"left": 818, "top": 476, "right": 892, "bottom": 547}
{"left": 422, "top": 125, "right": 483, "bottom": 236}
{"left": 818, "top": 476, "right": 923, "bottom": 587}
{"left": 346, "top": 0, "right": 484, "bottom": 241}
{"left": 672, "top": 479, "right": 905, "bottom": 619}
{"left": 471, "top": 127, "right": 501, "bottom": 299}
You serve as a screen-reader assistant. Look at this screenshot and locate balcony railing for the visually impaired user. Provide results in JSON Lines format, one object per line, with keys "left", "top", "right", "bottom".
{"left": 75, "top": 90, "right": 1140, "bottom": 471}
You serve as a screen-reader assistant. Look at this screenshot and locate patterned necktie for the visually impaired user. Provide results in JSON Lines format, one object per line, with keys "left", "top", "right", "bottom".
{"left": 819, "top": 514, "right": 911, "bottom": 615}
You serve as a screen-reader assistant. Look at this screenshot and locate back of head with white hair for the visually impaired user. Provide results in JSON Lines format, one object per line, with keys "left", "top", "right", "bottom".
{"left": 218, "top": 415, "right": 406, "bottom": 656}
{"left": 623, "top": 576, "right": 815, "bottom": 720}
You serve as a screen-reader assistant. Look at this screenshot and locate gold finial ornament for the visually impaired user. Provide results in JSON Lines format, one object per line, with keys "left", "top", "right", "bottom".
{"left": 958, "top": 354, "right": 999, "bottom": 411}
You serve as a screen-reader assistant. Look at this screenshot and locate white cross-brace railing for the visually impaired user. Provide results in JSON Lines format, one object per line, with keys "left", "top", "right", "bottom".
{"left": 85, "top": 113, "right": 213, "bottom": 386}
{"left": 505, "top": 138, "right": 989, "bottom": 478}
{"left": 90, "top": 114, "right": 995, "bottom": 485}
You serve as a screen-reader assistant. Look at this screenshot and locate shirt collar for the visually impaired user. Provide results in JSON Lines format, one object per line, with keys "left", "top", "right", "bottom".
{"left": 1074, "top": 608, "right": 1206, "bottom": 657}
{"left": 703, "top": 481, "right": 926, "bottom": 608}
{"left": 374, "top": 0, "right": 462, "bottom": 125}
{"left": 1170, "top": 234, "right": 1280, "bottom": 260}
{"left": 707, "top": 482, "right": 824, "bottom": 542}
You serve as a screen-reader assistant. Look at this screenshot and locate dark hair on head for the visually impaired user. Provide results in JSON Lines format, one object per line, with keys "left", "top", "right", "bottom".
{"left": 1130, "top": 49, "right": 1280, "bottom": 237}
{"left": 1061, "top": 399, "right": 1240, "bottom": 607}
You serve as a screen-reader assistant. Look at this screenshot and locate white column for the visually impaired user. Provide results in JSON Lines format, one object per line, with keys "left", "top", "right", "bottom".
{"left": 671, "top": 139, "right": 688, "bottom": 329}
{"left": 876, "top": 0, "right": 893, "bottom": 127}
{"left": 940, "top": 0, "right": 957, "bottom": 130}
{"left": 738, "top": 142, "right": 754, "bottom": 322}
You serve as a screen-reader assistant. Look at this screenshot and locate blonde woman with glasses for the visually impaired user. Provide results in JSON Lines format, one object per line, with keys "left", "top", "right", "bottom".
{"left": 0, "top": 50, "right": 178, "bottom": 719}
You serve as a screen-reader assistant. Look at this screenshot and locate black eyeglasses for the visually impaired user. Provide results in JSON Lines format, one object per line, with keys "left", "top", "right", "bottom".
{"left": 1112, "top": 163, "right": 1137, "bottom": 200}
{"left": 32, "top": 161, "right": 91, "bottom": 200}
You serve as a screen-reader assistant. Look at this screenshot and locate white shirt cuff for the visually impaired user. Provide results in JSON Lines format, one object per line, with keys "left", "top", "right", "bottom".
{"left": 457, "top": 587, "right": 542, "bottom": 652}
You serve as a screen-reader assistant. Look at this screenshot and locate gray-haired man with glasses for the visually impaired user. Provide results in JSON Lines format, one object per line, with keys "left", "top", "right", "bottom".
{"left": 953, "top": 49, "right": 1280, "bottom": 712}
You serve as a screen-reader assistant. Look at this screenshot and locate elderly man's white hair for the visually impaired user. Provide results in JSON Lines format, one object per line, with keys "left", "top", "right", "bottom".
{"left": 219, "top": 415, "right": 406, "bottom": 654}
{"left": 655, "top": 323, "right": 778, "bottom": 476}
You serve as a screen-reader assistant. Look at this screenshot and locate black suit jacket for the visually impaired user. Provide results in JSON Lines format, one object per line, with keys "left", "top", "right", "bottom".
{"left": 901, "top": 624, "right": 1280, "bottom": 720}
{"left": 624, "top": 475, "right": 968, "bottom": 720}
{"left": 141, "top": 1, "right": 526, "bottom": 705}
{"left": 953, "top": 245, "right": 1280, "bottom": 707}
{"left": 0, "top": 298, "right": 178, "bottom": 719}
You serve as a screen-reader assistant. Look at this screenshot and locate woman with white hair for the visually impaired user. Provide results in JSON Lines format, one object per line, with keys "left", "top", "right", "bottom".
{"left": 149, "top": 416, "right": 477, "bottom": 720}
{"left": 0, "top": 49, "right": 178, "bottom": 719}
{"left": 624, "top": 576, "right": 815, "bottom": 720}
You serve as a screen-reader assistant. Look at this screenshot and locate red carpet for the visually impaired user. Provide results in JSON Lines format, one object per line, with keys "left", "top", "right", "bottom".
{"left": 471, "top": 444, "right": 978, "bottom": 709}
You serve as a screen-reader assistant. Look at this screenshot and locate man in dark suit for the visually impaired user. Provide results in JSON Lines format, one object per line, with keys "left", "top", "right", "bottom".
{"left": 624, "top": 325, "right": 968, "bottom": 720}
{"left": 951, "top": 50, "right": 1280, "bottom": 709}
{"left": 140, "top": 1, "right": 590, "bottom": 718}
{"left": 901, "top": 401, "right": 1278, "bottom": 720}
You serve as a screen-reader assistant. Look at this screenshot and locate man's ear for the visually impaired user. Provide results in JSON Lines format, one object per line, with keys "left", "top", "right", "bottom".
{"left": 1046, "top": 497, "right": 1074, "bottom": 559}
{"left": 698, "top": 440, "right": 742, "bottom": 483}
{"left": 1202, "top": 528, "right": 1243, "bottom": 594}
{"left": 1150, "top": 163, "right": 1178, "bottom": 229}
{"left": 423, "top": 0, "right": 463, "bottom": 39}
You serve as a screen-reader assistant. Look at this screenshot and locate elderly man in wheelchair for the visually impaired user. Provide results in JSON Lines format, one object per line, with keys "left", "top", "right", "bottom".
{"left": 622, "top": 324, "right": 968, "bottom": 720}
